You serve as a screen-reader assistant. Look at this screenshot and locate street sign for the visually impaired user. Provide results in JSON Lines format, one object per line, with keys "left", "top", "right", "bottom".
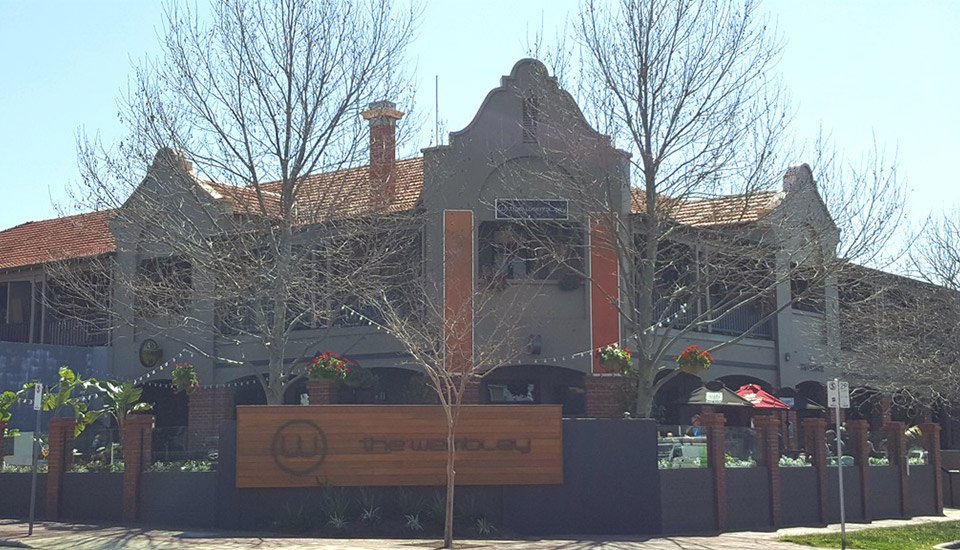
{"left": 32, "top": 383, "right": 42, "bottom": 411}
{"left": 827, "top": 380, "right": 850, "bottom": 409}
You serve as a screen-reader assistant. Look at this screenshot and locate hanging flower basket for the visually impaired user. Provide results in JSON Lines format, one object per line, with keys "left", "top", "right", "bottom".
{"left": 171, "top": 362, "right": 200, "bottom": 394}
{"left": 308, "top": 352, "right": 350, "bottom": 382}
{"left": 598, "top": 344, "right": 631, "bottom": 373}
{"left": 675, "top": 345, "right": 712, "bottom": 375}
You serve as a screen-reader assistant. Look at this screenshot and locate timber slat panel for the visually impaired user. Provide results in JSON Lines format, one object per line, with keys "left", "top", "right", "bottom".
{"left": 236, "top": 405, "right": 563, "bottom": 488}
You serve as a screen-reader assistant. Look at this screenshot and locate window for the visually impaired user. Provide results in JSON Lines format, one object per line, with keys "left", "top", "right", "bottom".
{"left": 478, "top": 221, "right": 583, "bottom": 283}
{"left": 136, "top": 257, "right": 192, "bottom": 318}
{"left": 791, "top": 275, "right": 825, "bottom": 313}
{"left": 522, "top": 96, "right": 539, "bottom": 144}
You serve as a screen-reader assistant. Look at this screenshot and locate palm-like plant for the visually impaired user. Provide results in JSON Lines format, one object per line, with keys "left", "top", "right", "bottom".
{"left": 97, "top": 381, "right": 153, "bottom": 436}
{"left": 42, "top": 366, "right": 102, "bottom": 437}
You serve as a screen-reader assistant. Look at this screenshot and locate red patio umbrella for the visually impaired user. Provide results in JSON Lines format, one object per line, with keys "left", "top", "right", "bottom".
{"left": 736, "top": 384, "right": 790, "bottom": 410}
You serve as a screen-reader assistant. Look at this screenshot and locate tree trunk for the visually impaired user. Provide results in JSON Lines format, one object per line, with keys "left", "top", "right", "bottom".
{"left": 443, "top": 417, "right": 457, "bottom": 548}
{"left": 633, "top": 362, "right": 658, "bottom": 418}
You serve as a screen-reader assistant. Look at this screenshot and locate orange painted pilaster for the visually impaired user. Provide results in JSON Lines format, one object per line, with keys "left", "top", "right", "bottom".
{"left": 444, "top": 210, "right": 474, "bottom": 373}
{"left": 589, "top": 216, "right": 620, "bottom": 373}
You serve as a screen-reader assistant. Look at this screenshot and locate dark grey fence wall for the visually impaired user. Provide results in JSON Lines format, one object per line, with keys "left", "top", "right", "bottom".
{"left": 908, "top": 465, "right": 937, "bottom": 517}
{"left": 870, "top": 466, "right": 901, "bottom": 519}
{"left": 140, "top": 472, "right": 218, "bottom": 527}
{"left": 61, "top": 473, "right": 123, "bottom": 523}
{"left": 0, "top": 473, "right": 46, "bottom": 518}
{"left": 215, "top": 418, "right": 661, "bottom": 536}
{"left": 727, "top": 468, "right": 771, "bottom": 531}
{"left": 780, "top": 467, "right": 819, "bottom": 526}
{"left": 660, "top": 468, "right": 714, "bottom": 534}
{"left": 826, "top": 467, "right": 864, "bottom": 523}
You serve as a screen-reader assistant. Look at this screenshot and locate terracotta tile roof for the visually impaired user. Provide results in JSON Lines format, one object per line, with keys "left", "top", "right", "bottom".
{"left": 202, "top": 158, "right": 423, "bottom": 223}
{"left": 631, "top": 189, "right": 783, "bottom": 227}
{"left": 0, "top": 210, "right": 115, "bottom": 271}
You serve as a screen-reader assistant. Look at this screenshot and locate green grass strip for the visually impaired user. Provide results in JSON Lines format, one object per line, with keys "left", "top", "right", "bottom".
{"left": 778, "top": 520, "right": 960, "bottom": 550}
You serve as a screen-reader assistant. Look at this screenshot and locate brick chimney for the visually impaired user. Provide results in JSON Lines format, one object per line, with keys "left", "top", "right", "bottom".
{"left": 360, "top": 100, "right": 404, "bottom": 201}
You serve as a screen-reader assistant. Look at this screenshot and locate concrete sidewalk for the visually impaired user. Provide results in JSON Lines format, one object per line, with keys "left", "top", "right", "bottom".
{"left": 2, "top": 510, "right": 959, "bottom": 550}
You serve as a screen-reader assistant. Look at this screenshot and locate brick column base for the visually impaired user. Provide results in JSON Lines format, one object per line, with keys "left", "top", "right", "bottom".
{"left": 46, "top": 418, "right": 76, "bottom": 520}
{"left": 584, "top": 375, "right": 623, "bottom": 418}
{"left": 919, "top": 422, "right": 944, "bottom": 515}
{"left": 701, "top": 412, "right": 727, "bottom": 531}
{"left": 755, "top": 415, "right": 781, "bottom": 526}
{"left": 188, "top": 388, "right": 234, "bottom": 453}
{"left": 802, "top": 417, "right": 828, "bottom": 524}
{"left": 306, "top": 379, "right": 338, "bottom": 405}
{"left": 122, "top": 415, "right": 155, "bottom": 521}
{"left": 847, "top": 419, "right": 871, "bottom": 521}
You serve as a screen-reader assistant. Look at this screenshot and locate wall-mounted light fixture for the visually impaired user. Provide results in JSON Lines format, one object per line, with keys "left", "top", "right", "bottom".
{"left": 784, "top": 352, "right": 792, "bottom": 362}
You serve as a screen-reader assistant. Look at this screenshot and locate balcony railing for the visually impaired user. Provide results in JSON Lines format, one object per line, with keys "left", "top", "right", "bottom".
{"left": 44, "top": 318, "right": 109, "bottom": 346}
{"left": 0, "top": 323, "right": 29, "bottom": 343}
{"left": 650, "top": 299, "right": 773, "bottom": 340}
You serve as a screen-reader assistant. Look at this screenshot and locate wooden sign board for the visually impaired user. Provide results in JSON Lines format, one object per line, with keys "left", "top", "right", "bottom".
{"left": 235, "top": 405, "right": 563, "bottom": 489}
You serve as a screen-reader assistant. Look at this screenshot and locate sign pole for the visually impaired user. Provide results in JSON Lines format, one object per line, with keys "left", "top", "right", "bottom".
{"left": 833, "top": 378, "right": 846, "bottom": 550}
{"left": 28, "top": 383, "right": 42, "bottom": 537}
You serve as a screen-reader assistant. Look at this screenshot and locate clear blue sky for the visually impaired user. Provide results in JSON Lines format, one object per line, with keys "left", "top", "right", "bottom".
{"left": 1, "top": 1, "right": 957, "bottom": 230}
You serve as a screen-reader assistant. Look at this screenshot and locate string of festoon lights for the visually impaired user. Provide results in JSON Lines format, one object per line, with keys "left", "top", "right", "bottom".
{"left": 340, "top": 301, "right": 689, "bottom": 368}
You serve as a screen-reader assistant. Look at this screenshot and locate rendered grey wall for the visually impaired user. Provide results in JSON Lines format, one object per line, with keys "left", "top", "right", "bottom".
{"left": 61, "top": 473, "right": 123, "bottom": 523}
{"left": 869, "top": 466, "right": 902, "bottom": 519}
{"left": 726, "top": 467, "right": 771, "bottom": 530}
{"left": 0, "top": 342, "right": 111, "bottom": 431}
{"left": 0, "top": 473, "right": 46, "bottom": 518}
{"left": 780, "top": 467, "right": 819, "bottom": 526}
{"left": 660, "top": 468, "right": 715, "bottom": 534}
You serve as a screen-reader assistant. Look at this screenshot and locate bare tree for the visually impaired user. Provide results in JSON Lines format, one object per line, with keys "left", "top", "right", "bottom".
{"left": 48, "top": 0, "right": 419, "bottom": 404}
{"left": 521, "top": 0, "right": 906, "bottom": 417}
{"left": 368, "top": 234, "right": 540, "bottom": 548}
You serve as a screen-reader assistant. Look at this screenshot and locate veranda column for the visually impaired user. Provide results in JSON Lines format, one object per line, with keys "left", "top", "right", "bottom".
{"left": 305, "top": 380, "right": 338, "bottom": 405}
{"left": 584, "top": 376, "right": 622, "bottom": 418}
{"left": 45, "top": 418, "right": 76, "bottom": 520}
{"left": 885, "top": 421, "right": 909, "bottom": 517}
{"left": 754, "top": 415, "right": 781, "bottom": 526}
{"left": 701, "top": 412, "right": 727, "bottom": 531}
{"left": 846, "top": 419, "right": 871, "bottom": 521}
{"left": 919, "top": 422, "right": 944, "bottom": 515}
{"left": 802, "top": 416, "right": 828, "bottom": 524}
{"left": 188, "top": 387, "right": 234, "bottom": 452}
{"left": 122, "top": 415, "right": 155, "bottom": 521}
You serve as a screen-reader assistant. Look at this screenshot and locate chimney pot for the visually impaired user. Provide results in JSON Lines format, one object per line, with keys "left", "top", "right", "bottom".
{"left": 360, "top": 101, "right": 404, "bottom": 205}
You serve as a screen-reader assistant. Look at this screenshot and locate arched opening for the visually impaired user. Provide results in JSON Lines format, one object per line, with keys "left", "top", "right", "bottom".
{"left": 653, "top": 371, "right": 703, "bottom": 424}
{"left": 141, "top": 380, "right": 190, "bottom": 462}
{"left": 479, "top": 365, "right": 585, "bottom": 416}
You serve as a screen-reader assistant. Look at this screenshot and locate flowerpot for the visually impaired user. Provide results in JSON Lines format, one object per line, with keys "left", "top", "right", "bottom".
{"left": 600, "top": 359, "right": 628, "bottom": 373}
{"left": 678, "top": 362, "right": 707, "bottom": 375}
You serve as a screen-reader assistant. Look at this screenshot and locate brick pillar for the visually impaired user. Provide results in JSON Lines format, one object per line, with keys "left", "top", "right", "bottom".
{"left": 846, "top": 419, "right": 871, "bottom": 521}
{"left": 828, "top": 407, "right": 845, "bottom": 426}
{"left": 45, "top": 418, "right": 76, "bottom": 520}
{"left": 584, "top": 375, "right": 623, "bottom": 418}
{"left": 122, "top": 415, "right": 155, "bottom": 521}
{"left": 460, "top": 377, "right": 482, "bottom": 405}
{"left": 886, "top": 421, "right": 908, "bottom": 517}
{"left": 754, "top": 414, "right": 781, "bottom": 526}
{"left": 802, "top": 417, "right": 828, "bottom": 524}
{"left": 919, "top": 422, "right": 944, "bottom": 515}
{"left": 871, "top": 395, "right": 892, "bottom": 433}
{"left": 305, "top": 379, "right": 338, "bottom": 405}
{"left": 188, "top": 388, "right": 234, "bottom": 452}
{"left": 701, "top": 412, "right": 727, "bottom": 531}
